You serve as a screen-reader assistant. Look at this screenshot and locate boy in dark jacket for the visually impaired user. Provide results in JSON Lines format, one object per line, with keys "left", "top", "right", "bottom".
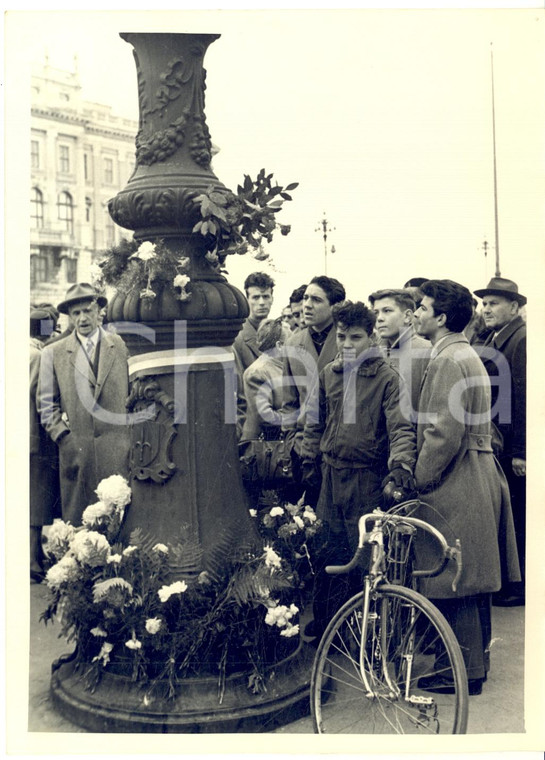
{"left": 301, "top": 301, "right": 417, "bottom": 637}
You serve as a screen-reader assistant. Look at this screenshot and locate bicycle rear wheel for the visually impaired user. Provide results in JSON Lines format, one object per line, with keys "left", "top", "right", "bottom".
{"left": 310, "top": 584, "right": 468, "bottom": 734}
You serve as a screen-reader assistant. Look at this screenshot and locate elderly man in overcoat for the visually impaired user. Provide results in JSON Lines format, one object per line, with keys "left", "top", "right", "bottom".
{"left": 412, "top": 279, "right": 519, "bottom": 696}
{"left": 38, "top": 283, "right": 130, "bottom": 526}
{"left": 474, "top": 277, "right": 527, "bottom": 606}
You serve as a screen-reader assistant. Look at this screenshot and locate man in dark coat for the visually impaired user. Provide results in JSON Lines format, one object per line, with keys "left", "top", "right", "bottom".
{"left": 301, "top": 301, "right": 417, "bottom": 634}
{"left": 413, "top": 280, "right": 520, "bottom": 695}
{"left": 281, "top": 275, "right": 346, "bottom": 504}
{"left": 38, "top": 283, "right": 130, "bottom": 526}
{"left": 30, "top": 308, "right": 61, "bottom": 582}
{"left": 474, "top": 277, "right": 527, "bottom": 606}
{"left": 233, "top": 271, "right": 275, "bottom": 373}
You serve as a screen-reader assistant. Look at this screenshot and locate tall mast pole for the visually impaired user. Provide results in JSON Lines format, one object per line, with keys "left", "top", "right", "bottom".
{"left": 491, "top": 45, "right": 501, "bottom": 276}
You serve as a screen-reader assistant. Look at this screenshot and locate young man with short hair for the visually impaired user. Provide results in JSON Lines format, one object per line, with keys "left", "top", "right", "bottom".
{"left": 233, "top": 271, "right": 275, "bottom": 372}
{"left": 412, "top": 279, "right": 520, "bottom": 694}
{"left": 288, "top": 283, "right": 307, "bottom": 332}
{"left": 368, "top": 288, "right": 431, "bottom": 422}
{"left": 301, "top": 300, "right": 417, "bottom": 635}
{"left": 281, "top": 277, "right": 346, "bottom": 485}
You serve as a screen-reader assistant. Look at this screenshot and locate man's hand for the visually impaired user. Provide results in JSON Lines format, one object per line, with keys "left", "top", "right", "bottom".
{"left": 382, "top": 467, "right": 416, "bottom": 501}
{"left": 301, "top": 460, "right": 322, "bottom": 491}
{"left": 512, "top": 457, "right": 526, "bottom": 477}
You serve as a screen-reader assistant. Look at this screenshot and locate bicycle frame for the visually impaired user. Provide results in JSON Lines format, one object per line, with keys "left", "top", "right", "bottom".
{"left": 327, "top": 503, "right": 463, "bottom": 703}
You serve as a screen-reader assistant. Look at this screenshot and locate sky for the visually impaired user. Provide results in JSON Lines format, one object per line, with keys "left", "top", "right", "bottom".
{"left": 7, "top": 7, "right": 544, "bottom": 313}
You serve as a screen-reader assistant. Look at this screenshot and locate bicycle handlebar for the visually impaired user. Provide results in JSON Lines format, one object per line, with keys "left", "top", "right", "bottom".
{"left": 325, "top": 507, "right": 463, "bottom": 592}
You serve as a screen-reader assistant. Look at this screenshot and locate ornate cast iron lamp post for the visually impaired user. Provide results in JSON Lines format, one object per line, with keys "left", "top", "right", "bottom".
{"left": 50, "top": 32, "right": 313, "bottom": 733}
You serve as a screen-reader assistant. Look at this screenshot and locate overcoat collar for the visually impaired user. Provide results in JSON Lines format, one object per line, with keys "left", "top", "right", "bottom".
{"left": 485, "top": 315, "right": 525, "bottom": 350}
{"left": 430, "top": 332, "right": 469, "bottom": 358}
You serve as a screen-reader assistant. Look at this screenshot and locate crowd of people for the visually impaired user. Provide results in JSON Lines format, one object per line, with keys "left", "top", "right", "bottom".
{"left": 29, "top": 268, "right": 526, "bottom": 699}
{"left": 234, "top": 270, "right": 526, "bottom": 696}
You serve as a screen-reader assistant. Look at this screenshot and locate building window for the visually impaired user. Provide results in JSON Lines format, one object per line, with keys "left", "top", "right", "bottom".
{"left": 65, "top": 257, "right": 78, "bottom": 283}
{"left": 58, "top": 191, "right": 74, "bottom": 234}
{"left": 84, "top": 153, "right": 90, "bottom": 181}
{"left": 31, "top": 140, "right": 40, "bottom": 169}
{"left": 30, "top": 187, "right": 44, "bottom": 229}
{"left": 105, "top": 215, "right": 115, "bottom": 246}
{"left": 59, "top": 145, "right": 70, "bottom": 173}
{"left": 85, "top": 197, "right": 92, "bottom": 223}
{"left": 104, "top": 157, "right": 114, "bottom": 185}
{"left": 31, "top": 255, "right": 48, "bottom": 287}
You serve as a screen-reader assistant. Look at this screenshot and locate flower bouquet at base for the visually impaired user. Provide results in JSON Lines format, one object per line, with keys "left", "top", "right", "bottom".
{"left": 41, "top": 475, "right": 309, "bottom": 701}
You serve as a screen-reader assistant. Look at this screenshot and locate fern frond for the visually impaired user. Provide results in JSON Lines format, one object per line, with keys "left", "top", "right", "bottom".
{"left": 93, "top": 577, "right": 133, "bottom": 603}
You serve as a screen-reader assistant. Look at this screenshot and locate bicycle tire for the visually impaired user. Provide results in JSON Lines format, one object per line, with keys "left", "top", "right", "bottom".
{"left": 310, "top": 584, "right": 469, "bottom": 734}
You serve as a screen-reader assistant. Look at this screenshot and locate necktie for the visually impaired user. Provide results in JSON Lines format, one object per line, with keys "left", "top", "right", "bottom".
{"left": 86, "top": 338, "right": 94, "bottom": 362}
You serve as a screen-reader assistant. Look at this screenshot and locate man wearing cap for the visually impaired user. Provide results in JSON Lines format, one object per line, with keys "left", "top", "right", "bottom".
{"left": 38, "top": 283, "right": 130, "bottom": 526}
{"left": 474, "top": 277, "right": 527, "bottom": 606}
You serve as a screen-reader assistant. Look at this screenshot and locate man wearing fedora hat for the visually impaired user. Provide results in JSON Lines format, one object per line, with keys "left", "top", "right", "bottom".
{"left": 38, "top": 283, "right": 130, "bottom": 526}
{"left": 474, "top": 277, "right": 527, "bottom": 606}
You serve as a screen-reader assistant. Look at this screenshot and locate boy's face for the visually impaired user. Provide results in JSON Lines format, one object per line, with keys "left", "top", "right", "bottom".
{"left": 289, "top": 300, "right": 303, "bottom": 329}
{"left": 246, "top": 286, "right": 273, "bottom": 322}
{"left": 372, "top": 297, "right": 411, "bottom": 340}
{"left": 336, "top": 322, "right": 372, "bottom": 359}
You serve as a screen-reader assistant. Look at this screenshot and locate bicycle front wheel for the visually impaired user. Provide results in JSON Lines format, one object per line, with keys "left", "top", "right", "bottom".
{"left": 310, "top": 584, "right": 468, "bottom": 734}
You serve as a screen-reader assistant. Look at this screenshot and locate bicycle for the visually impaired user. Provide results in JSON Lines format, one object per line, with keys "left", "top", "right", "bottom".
{"left": 309, "top": 499, "right": 469, "bottom": 734}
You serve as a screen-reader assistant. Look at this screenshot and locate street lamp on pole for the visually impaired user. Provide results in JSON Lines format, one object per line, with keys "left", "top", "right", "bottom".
{"left": 315, "top": 213, "right": 335, "bottom": 275}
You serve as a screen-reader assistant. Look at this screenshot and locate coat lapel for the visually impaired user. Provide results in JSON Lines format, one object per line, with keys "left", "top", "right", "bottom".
{"left": 67, "top": 331, "right": 97, "bottom": 387}
{"left": 95, "top": 331, "right": 115, "bottom": 400}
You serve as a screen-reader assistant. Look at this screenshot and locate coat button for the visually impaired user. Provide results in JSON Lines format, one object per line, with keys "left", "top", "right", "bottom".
{"left": 477, "top": 437, "right": 484, "bottom": 446}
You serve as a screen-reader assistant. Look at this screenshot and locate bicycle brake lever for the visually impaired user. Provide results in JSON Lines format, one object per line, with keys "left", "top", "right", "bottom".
{"left": 446, "top": 539, "right": 462, "bottom": 592}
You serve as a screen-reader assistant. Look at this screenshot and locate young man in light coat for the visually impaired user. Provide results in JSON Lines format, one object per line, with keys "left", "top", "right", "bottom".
{"left": 413, "top": 279, "right": 520, "bottom": 695}
{"left": 38, "top": 283, "right": 130, "bottom": 526}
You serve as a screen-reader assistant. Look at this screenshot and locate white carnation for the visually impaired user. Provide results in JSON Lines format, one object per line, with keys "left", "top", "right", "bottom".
{"left": 145, "top": 617, "right": 162, "bottom": 635}
{"left": 46, "top": 519, "right": 76, "bottom": 560}
{"left": 158, "top": 581, "right": 188, "bottom": 603}
{"left": 82, "top": 500, "right": 114, "bottom": 527}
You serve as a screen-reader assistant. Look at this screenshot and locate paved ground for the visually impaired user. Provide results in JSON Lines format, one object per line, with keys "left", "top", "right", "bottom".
{"left": 27, "top": 581, "right": 525, "bottom": 735}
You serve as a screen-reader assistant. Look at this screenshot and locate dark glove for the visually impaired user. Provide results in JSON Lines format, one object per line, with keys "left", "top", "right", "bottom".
{"left": 382, "top": 467, "right": 416, "bottom": 501}
{"left": 301, "top": 460, "right": 322, "bottom": 491}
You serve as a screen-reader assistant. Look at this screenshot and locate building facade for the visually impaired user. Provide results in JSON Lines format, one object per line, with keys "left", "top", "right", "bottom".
{"left": 30, "top": 58, "right": 138, "bottom": 305}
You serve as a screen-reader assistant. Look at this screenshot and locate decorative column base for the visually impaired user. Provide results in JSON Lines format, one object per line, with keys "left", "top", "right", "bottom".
{"left": 50, "top": 643, "right": 314, "bottom": 733}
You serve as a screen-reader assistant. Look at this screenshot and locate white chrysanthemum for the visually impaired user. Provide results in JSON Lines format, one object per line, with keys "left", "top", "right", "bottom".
{"left": 45, "top": 554, "right": 80, "bottom": 589}
{"left": 70, "top": 530, "right": 110, "bottom": 567}
{"left": 95, "top": 475, "right": 132, "bottom": 509}
{"left": 264, "top": 602, "right": 298, "bottom": 629}
{"left": 90, "top": 626, "right": 107, "bottom": 637}
{"left": 173, "top": 273, "right": 190, "bottom": 289}
{"left": 152, "top": 543, "right": 168, "bottom": 554}
{"left": 123, "top": 545, "right": 137, "bottom": 556}
{"left": 107, "top": 554, "right": 122, "bottom": 564}
{"left": 248, "top": 509, "right": 257, "bottom": 518}
{"left": 145, "top": 617, "right": 162, "bottom": 635}
{"left": 158, "top": 581, "right": 188, "bottom": 603}
{"left": 293, "top": 515, "right": 304, "bottom": 530}
{"left": 263, "top": 545, "right": 282, "bottom": 569}
{"left": 46, "top": 519, "right": 76, "bottom": 560}
{"left": 125, "top": 637, "right": 142, "bottom": 650}
{"left": 269, "top": 506, "right": 284, "bottom": 518}
{"left": 81, "top": 500, "right": 114, "bottom": 527}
